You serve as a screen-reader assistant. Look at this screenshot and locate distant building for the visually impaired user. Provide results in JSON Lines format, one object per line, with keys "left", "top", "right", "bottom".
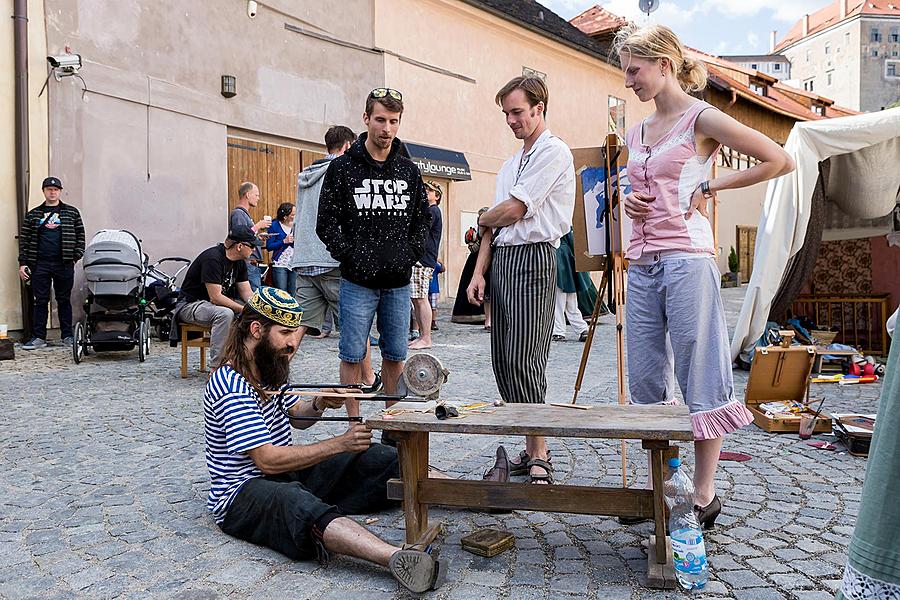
{"left": 774, "top": 0, "right": 900, "bottom": 112}
{"left": 719, "top": 54, "right": 792, "bottom": 80}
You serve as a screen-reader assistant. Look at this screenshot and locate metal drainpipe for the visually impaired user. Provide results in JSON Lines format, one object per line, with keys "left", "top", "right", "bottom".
{"left": 13, "top": 0, "right": 33, "bottom": 338}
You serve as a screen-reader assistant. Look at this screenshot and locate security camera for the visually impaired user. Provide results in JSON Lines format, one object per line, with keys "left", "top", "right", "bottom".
{"left": 47, "top": 53, "right": 82, "bottom": 71}
{"left": 247, "top": 0, "right": 257, "bottom": 18}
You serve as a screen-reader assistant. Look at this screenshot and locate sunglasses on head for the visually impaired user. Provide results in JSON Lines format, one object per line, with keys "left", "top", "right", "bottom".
{"left": 369, "top": 88, "right": 402, "bottom": 101}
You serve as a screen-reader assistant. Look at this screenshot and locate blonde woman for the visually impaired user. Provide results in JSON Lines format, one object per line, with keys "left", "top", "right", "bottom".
{"left": 613, "top": 25, "right": 794, "bottom": 527}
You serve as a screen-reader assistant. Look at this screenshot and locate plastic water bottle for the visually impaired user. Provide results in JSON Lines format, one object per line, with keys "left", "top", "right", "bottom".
{"left": 666, "top": 457, "right": 708, "bottom": 590}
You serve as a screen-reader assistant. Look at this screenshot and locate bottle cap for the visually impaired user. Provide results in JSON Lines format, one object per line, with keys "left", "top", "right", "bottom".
{"left": 667, "top": 457, "right": 681, "bottom": 468}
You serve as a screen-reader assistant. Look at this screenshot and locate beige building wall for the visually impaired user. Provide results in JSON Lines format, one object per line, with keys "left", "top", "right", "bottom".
{"left": 1, "top": 3, "right": 50, "bottom": 330}
{"left": 713, "top": 166, "right": 768, "bottom": 274}
{"left": 375, "top": 0, "right": 652, "bottom": 297}
{"left": 44, "top": 0, "right": 382, "bottom": 266}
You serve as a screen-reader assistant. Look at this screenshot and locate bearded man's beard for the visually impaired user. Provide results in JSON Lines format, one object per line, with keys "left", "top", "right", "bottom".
{"left": 253, "top": 334, "right": 294, "bottom": 388}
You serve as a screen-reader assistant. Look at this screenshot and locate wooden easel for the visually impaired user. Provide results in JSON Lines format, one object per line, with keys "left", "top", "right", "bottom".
{"left": 572, "top": 133, "right": 629, "bottom": 485}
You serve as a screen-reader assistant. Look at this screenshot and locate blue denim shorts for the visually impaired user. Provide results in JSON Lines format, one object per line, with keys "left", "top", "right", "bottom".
{"left": 338, "top": 278, "right": 411, "bottom": 363}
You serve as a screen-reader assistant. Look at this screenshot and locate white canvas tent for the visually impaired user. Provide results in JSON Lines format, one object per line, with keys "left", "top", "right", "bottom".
{"left": 732, "top": 108, "right": 900, "bottom": 361}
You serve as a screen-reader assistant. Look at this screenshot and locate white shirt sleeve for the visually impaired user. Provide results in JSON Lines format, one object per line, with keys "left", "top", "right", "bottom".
{"left": 508, "top": 141, "right": 573, "bottom": 219}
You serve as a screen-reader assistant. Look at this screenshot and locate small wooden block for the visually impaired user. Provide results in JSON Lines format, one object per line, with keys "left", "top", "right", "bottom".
{"left": 405, "top": 522, "right": 442, "bottom": 552}
{"left": 646, "top": 535, "right": 677, "bottom": 589}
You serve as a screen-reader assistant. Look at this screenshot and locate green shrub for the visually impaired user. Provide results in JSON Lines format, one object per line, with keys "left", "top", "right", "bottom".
{"left": 728, "top": 246, "right": 739, "bottom": 273}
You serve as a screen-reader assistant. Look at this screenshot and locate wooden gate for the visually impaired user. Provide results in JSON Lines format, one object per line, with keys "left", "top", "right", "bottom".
{"left": 735, "top": 225, "right": 757, "bottom": 279}
{"left": 227, "top": 137, "right": 318, "bottom": 223}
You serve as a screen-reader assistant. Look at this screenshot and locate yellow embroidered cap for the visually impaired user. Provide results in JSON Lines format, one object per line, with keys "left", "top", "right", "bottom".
{"left": 246, "top": 286, "right": 303, "bottom": 328}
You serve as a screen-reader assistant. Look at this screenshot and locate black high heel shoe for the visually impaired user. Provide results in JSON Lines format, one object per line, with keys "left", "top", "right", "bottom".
{"left": 694, "top": 495, "right": 721, "bottom": 530}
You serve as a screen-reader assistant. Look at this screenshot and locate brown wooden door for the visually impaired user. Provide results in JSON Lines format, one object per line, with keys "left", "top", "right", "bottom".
{"left": 736, "top": 225, "right": 757, "bottom": 279}
{"left": 226, "top": 137, "right": 304, "bottom": 225}
{"left": 301, "top": 150, "right": 327, "bottom": 171}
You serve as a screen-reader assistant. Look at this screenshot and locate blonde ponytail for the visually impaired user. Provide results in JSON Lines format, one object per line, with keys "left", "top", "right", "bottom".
{"left": 678, "top": 57, "right": 707, "bottom": 93}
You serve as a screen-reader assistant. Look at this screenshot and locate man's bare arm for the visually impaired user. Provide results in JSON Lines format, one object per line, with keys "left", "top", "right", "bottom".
{"left": 247, "top": 424, "right": 373, "bottom": 474}
{"left": 205, "top": 283, "right": 245, "bottom": 314}
{"left": 478, "top": 198, "right": 527, "bottom": 228}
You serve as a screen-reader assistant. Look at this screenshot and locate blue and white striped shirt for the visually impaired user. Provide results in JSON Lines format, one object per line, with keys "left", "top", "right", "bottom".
{"left": 204, "top": 366, "right": 292, "bottom": 523}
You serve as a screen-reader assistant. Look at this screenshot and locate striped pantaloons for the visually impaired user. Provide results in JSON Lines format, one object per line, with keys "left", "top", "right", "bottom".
{"left": 490, "top": 242, "right": 557, "bottom": 404}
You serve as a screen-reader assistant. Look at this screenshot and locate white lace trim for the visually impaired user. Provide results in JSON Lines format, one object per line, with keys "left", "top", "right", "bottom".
{"left": 629, "top": 130, "right": 694, "bottom": 163}
{"left": 842, "top": 563, "right": 900, "bottom": 599}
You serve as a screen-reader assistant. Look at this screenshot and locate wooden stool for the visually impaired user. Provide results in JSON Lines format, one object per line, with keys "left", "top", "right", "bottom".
{"left": 180, "top": 324, "right": 211, "bottom": 378}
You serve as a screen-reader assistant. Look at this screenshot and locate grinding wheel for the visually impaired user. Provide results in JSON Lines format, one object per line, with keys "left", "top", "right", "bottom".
{"left": 398, "top": 353, "right": 449, "bottom": 400}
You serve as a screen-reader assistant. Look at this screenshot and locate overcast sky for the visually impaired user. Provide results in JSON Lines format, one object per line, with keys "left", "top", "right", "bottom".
{"left": 542, "top": 0, "right": 833, "bottom": 55}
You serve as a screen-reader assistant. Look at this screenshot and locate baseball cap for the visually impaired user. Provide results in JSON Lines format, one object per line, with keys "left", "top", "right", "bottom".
{"left": 227, "top": 226, "right": 263, "bottom": 247}
{"left": 42, "top": 177, "right": 63, "bottom": 189}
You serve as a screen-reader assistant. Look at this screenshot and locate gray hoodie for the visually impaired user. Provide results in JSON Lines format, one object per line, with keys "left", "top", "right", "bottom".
{"left": 290, "top": 157, "right": 339, "bottom": 270}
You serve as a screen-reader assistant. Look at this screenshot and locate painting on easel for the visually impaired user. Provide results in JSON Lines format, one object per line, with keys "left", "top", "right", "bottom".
{"left": 580, "top": 165, "right": 633, "bottom": 257}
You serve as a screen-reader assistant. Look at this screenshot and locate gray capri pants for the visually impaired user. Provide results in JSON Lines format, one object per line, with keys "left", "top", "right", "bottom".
{"left": 625, "top": 256, "right": 753, "bottom": 440}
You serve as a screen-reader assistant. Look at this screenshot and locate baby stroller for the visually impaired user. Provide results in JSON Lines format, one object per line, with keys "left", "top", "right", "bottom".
{"left": 73, "top": 230, "right": 150, "bottom": 363}
{"left": 143, "top": 257, "right": 191, "bottom": 341}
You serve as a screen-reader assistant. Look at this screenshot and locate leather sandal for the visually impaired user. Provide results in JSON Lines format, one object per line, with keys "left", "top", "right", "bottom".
{"left": 508, "top": 449, "right": 531, "bottom": 476}
{"left": 509, "top": 449, "right": 552, "bottom": 476}
{"left": 527, "top": 457, "right": 554, "bottom": 485}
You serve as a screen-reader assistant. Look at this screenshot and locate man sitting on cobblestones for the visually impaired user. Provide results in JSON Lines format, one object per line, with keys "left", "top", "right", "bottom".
{"left": 203, "top": 286, "right": 445, "bottom": 594}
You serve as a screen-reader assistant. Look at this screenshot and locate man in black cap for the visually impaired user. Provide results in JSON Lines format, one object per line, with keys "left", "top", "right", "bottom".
{"left": 17, "top": 176, "right": 86, "bottom": 350}
{"left": 175, "top": 227, "right": 257, "bottom": 365}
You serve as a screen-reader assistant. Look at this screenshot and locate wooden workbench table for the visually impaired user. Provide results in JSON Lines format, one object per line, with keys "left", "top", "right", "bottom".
{"left": 366, "top": 403, "right": 694, "bottom": 588}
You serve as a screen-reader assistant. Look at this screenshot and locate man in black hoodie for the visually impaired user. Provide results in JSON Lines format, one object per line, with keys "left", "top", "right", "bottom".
{"left": 317, "top": 88, "right": 432, "bottom": 423}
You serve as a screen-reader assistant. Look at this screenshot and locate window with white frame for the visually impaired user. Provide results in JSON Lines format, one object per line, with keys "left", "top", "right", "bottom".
{"left": 890, "top": 28, "right": 899, "bottom": 42}
{"left": 873, "top": 48, "right": 880, "bottom": 57}
{"left": 871, "top": 27, "right": 882, "bottom": 42}
{"left": 827, "top": 71, "right": 833, "bottom": 85}
{"left": 806, "top": 49, "right": 811, "bottom": 62}
{"left": 887, "top": 60, "right": 900, "bottom": 78}
{"left": 774, "top": 62, "right": 782, "bottom": 71}
{"left": 825, "top": 42, "right": 831, "bottom": 54}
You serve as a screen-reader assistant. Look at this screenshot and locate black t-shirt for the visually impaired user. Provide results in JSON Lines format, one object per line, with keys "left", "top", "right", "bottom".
{"left": 36, "top": 210, "right": 64, "bottom": 261}
{"left": 180, "top": 244, "right": 248, "bottom": 303}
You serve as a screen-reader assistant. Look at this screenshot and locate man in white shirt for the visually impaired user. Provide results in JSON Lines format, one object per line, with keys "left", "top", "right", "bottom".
{"left": 467, "top": 76, "right": 575, "bottom": 485}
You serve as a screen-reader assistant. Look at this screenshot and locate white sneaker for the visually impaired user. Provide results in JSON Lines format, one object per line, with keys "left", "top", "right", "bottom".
{"left": 22, "top": 338, "right": 48, "bottom": 350}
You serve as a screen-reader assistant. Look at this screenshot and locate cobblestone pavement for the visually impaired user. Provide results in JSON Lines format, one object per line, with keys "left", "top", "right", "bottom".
{"left": 0, "top": 286, "right": 880, "bottom": 599}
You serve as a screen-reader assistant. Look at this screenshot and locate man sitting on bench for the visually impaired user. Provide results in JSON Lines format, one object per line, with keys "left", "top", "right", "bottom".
{"left": 176, "top": 227, "right": 256, "bottom": 366}
{"left": 204, "top": 287, "right": 445, "bottom": 594}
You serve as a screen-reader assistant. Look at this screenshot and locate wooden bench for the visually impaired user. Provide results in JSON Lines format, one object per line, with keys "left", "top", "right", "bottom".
{"left": 180, "top": 324, "right": 211, "bottom": 378}
{"left": 366, "top": 403, "right": 693, "bottom": 589}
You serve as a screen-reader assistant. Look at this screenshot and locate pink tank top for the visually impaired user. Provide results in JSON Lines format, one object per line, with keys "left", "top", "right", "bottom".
{"left": 624, "top": 101, "right": 720, "bottom": 260}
